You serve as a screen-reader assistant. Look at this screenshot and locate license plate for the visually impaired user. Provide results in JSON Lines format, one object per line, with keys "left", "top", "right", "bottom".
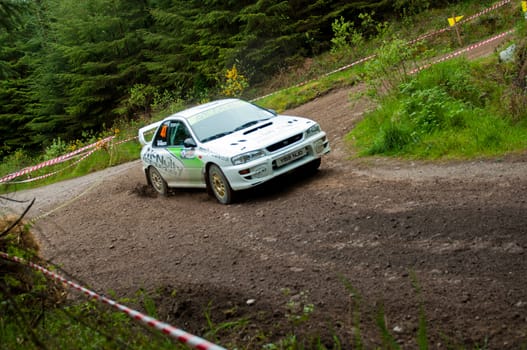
{"left": 276, "top": 148, "right": 306, "bottom": 167}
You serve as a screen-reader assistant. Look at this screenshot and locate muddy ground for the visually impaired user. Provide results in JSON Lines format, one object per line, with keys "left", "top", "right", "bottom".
{"left": 3, "top": 50, "right": 527, "bottom": 348}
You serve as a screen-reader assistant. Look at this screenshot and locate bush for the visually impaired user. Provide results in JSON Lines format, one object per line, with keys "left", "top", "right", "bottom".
{"left": 221, "top": 65, "right": 249, "bottom": 97}
{"left": 400, "top": 87, "right": 467, "bottom": 133}
{"left": 368, "top": 122, "right": 414, "bottom": 155}
{"left": 349, "top": 56, "right": 527, "bottom": 158}
{"left": 43, "top": 138, "right": 68, "bottom": 160}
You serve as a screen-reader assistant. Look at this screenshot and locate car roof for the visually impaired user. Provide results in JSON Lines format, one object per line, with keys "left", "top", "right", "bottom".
{"left": 164, "top": 98, "right": 240, "bottom": 121}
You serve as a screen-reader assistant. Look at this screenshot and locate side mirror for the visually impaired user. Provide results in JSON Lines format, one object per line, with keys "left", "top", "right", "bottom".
{"left": 183, "top": 138, "right": 197, "bottom": 148}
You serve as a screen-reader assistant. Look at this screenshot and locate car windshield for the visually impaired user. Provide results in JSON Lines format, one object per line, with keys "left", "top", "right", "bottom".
{"left": 187, "top": 100, "right": 275, "bottom": 143}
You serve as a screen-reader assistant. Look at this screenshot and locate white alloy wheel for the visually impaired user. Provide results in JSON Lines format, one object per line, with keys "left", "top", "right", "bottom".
{"left": 208, "top": 164, "right": 233, "bottom": 204}
{"left": 148, "top": 167, "right": 168, "bottom": 196}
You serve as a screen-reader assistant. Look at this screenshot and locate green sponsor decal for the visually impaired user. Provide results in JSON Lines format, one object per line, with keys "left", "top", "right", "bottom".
{"left": 167, "top": 148, "right": 204, "bottom": 167}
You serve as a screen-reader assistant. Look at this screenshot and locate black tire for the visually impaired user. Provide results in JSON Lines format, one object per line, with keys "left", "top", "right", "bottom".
{"left": 148, "top": 167, "right": 168, "bottom": 196}
{"left": 207, "top": 164, "right": 233, "bottom": 204}
{"left": 306, "top": 158, "right": 321, "bottom": 174}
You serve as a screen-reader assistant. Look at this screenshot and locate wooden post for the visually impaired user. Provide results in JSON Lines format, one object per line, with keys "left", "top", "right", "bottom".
{"left": 452, "top": 13, "right": 463, "bottom": 47}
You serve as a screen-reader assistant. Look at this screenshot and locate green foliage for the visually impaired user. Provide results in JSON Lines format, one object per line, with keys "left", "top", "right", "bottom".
{"left": 400, "top": 59, "right": 482, "bottom": 107}
{"left": 350, "top": 57, "right": 527, "bottom": 159}
{"left": 125, "top": 84, "right": 158, "bottom": 117}
{"left": 0, "top": 2, "right": 41, "bottom": 158}
{"left": 330, "top": 12, "right": 388, "bottom": 57}
{"left": 136, "top": 288, "right": 158, "bottom": 318}
{"left": 393, "top": 0, "right": 430, "bottom": 18}
{"left": 369, "top": 121, "right": 415, "bottom": 155}
{"left": 330, "top": 16, "right": 355, "bottom": 53}
{"left": 0, "top": 149, "right": 34, "bottom": 178}
{"left": 0, "top": 218, "right": 176, "bottom": 349}
{"left": 221, "top": 64, "right": 249, "bottom": 97}
{"left": 339, "top": 276, "right": 363, "bottom": 349}
{"left": 364, "top": 36, "right": 418, "bottom": 96}
{"left": 203, "top": 300, "right": 250, "bottom": 342}
{"left": 376, "top": 304, "right": 401, "bottom": 350}
{"left": 284, "top": 290, "right": 315, "bottom": 328}
{"left": 21, "top": 0, "right": 150, "bottom": 148}
{"left": 256, "top": 68, "right": 360, "bottom": 112}
{"left": 0, "top": 0, "right": 28, "bottom": 32}
{"left": 409, "top": 271, "right": 429, "bottom": 350}
{"left": 1, "top": 299, "right": 178, "bottom": 349}
{"left": 151, "top": 89, "right": 185, "bottom": 115}
{"left": 357, "top": 12, "right": 389, "bottom": 40}
{"left": 0, "top": 126, "right": 140, "bottom": 194}
{"left": 400, "top": 87, "right": 467, "bottom": 133}
{"left": 43, "top": 138, "right": 68, "bottom": 160}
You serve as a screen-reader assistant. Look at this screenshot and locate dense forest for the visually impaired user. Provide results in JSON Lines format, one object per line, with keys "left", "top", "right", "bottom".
{"left": 0, "top": 0, "right": 465, "bottom": 159}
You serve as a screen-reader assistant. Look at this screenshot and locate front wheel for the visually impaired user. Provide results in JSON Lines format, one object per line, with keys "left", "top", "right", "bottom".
{"left": 207, "top": 164, "right": 233, "bottom": 204}
{"left": 305, "top": 158, "right": 321, "bottom": 174}
{"left": 148, "top": 167, "right": 168, "bottom": 196}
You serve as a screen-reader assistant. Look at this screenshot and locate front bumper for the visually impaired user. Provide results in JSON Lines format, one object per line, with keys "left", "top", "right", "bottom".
{"left": 222, "top": 133, "right": 330, "bottom": 191}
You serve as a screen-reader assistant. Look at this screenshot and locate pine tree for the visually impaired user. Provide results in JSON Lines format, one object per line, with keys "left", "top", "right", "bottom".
{"left": 0, "top": 1, "right": 41, "bottom": 157}
{"left": 144, "top": 0, "right": 249, "bottom": 100}
{"left": 30, "top": 0, "right": 151, "bottom": 143}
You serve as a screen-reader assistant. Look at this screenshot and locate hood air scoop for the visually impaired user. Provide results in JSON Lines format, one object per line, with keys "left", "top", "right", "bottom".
{"left": 243, "top": 121, "right": 273, "bottom": 135}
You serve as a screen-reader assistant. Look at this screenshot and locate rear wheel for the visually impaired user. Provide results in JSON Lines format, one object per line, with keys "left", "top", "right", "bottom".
{"left": 207, "top": 164, "right": 233, "bottom": 204}
{"left": 148, "top": 167, "right": 168, "bottom": 196}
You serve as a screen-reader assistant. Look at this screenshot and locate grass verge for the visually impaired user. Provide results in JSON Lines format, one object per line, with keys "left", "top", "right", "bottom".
{"left": 347, "top": 54, "right": 527, "bottom": 159}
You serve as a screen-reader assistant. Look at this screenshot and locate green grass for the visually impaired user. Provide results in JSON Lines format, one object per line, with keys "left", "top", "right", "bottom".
{"left": 1, "top": 300, "right": 180, "bottom": 350}
{"left": 348, "top": 56, "right": 527, "bottom": 159}
{"left": 0, "top": 135, "right": 142, "bottom": 194}
{"left": 254, "top": 67, "right": 361, "bottom": 112}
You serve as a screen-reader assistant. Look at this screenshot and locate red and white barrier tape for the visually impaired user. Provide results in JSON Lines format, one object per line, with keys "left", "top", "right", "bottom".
{"left": 0, "top": 136, "right": 115, "bottom": 184}
{"left": 458, "top": 0, "right": 512, "bottom": 25}
{"left": 409, "top": 29, "right": 514, "bottom": 74}
{"left": 408, "top": 0, "right": 513, "bottom": 45}
{"left": 315, "top": 0, "right": 510, "bottom": 81}
{"left": 251, "top": 53, "right": 378, "bottom": 102}
{"left": 253, "top": 0, "right": 514, "bottom": 102}
{"left": 112, "top": 135, "right": 138, "bottom": 146}
{"left": 0, "top": 251, "right": 226, "bottom": 350}
{"left": 323, "top": 54, "right": 377, "bottom": 77}
{"left": 0, "top": 136, "right": 140, "bottom": 185}
{"left": 7, "top": 149, "right": 98, "bottom": 184}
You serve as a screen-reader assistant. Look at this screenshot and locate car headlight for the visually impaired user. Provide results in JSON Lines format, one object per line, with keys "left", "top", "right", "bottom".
{"left": 305, "top": 124, "right": 321, "bottom": 138}
{"left": 232, "top": 150, "right": 266, "bottom": 165}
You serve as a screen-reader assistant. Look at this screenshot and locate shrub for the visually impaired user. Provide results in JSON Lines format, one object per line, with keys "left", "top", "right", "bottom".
{"left": 221, "top": 65, "right": 249, "bottom": 97}
{"left": 368, "top": 122, "right": 414, "bottom": 155}
{"left": 350, "top": 56, "right": 527, "bottom": 158}
{"left": 331, "top": 17, "right": 355, "bottom": 53}
{"left": 43, "top": 137, "right": 68, "bottom": 160}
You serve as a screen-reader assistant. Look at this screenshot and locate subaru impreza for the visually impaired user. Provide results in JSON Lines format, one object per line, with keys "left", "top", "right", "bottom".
{"left": 138, "top": 98, "right": 330, "bottom": 204}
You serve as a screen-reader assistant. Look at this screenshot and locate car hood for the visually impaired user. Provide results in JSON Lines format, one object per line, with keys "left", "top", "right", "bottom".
{"left": 203, "top": 115, "right": 316, "bottom": 156}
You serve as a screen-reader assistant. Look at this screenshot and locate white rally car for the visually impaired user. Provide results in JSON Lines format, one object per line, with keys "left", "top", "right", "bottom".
{"left": 138, "top": 98, "right": 330, "bottom": 204}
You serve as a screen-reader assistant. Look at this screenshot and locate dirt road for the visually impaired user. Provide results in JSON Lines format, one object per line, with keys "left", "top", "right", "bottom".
{"left": 4, "top": 45, "right": 527, "bottom": 348}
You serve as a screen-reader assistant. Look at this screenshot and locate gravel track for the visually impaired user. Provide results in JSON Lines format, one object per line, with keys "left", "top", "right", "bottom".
{"left": 3, "top": 38, "right": 527, "bottom": 348}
